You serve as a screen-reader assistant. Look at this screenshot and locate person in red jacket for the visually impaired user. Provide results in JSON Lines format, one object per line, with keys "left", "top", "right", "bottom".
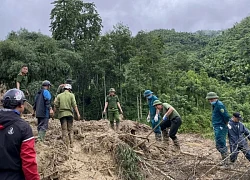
{"left": 0, "top": 88, "right": 40, "bottom": 180}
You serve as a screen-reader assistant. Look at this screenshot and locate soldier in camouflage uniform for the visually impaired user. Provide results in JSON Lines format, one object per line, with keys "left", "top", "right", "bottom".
{"left": 103, "top": 88, "right": 123, "bottom": 130}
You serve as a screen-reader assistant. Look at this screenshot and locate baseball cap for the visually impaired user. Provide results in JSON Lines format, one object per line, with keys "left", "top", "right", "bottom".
{"left": 233, "top": 112, "right": 242, "bottom": 120}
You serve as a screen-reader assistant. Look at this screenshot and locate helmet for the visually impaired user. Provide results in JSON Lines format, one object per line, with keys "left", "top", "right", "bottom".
{"left": 153, "top": 100, "right": 162, "bottom": 106}
{"left": 65, "top": 79, "right": 73, "bottom": 85}
{"left": 144, "top": 90, "right": 153, "bottom": 97}
{"left": 206, "top": 92, "right": 219, "bottom": 99}
{"left": 64, "top": 84, "right": 72, "bottom": 90}
{"left": 1, "top": 89, "right": 26, "bottom": 109}
{"left": 42, "top": 80, "right": 51, "bottom": 86}
{"left": 109, "top": 88, "right": 115, "bottom": 92}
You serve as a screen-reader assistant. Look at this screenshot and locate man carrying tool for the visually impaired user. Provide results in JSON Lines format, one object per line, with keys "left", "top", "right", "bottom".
{"left": 16, "top": 65, "right": 29, "bottom": 96}
{"left": 228, "top": 112, "right": 250, "bottom": 163}
{"left": 153, "top": 100, "right": 182, "bottom": 149}
{"left": 33, "top": 80, "right": 54, "bottom": 143}
{"left": 0, "top": 89, "right": 40, "bottom": 180}
{"left": 206, "top": 92, "right": 230, "bottom": 166}
{"left": 103, "top": 88, "right": 123, "bottom": 131}
{"left": 144, "top": 90, "right": 161, "bottom": 141}
{"left": 54, "top": 84, "right": 80, "bottom": 148}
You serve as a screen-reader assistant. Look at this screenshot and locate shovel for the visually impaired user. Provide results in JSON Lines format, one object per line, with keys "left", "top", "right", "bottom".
{"left": 133, "top": 118, "right": 164, "bottom": 149}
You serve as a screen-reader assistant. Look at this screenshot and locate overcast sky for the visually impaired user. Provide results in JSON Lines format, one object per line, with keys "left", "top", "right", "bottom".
{"left": 0, "top": 0, "right": 250, "bottom": 39}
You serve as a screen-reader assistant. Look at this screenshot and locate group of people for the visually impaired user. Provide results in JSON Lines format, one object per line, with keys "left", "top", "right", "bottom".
{"left": 206, "top": 92, "right": 250, "bottom": 166}
{"left": 0, "top": 65, "right": 81, "bottom": 179}
{"left": 1, "top": 65, "right": 250, "bottom": 179}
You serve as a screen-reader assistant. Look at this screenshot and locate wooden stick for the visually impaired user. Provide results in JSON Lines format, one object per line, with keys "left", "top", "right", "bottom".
{"left": 119, "top": 133, "right": 149, "bottom": 140}
{"left": 140, "top": 159, "right": 175, "bottom": 180}
{"left": 133, "top": 119, "right": 164, "bottom": 149}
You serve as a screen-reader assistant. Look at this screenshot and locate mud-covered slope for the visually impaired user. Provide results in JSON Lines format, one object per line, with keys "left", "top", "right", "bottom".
{"left": 25, "top": 118, "right": 249, "bottom": 180}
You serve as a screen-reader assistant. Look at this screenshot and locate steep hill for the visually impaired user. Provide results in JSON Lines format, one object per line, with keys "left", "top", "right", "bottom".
{"left": 201, "top": 16, "right": 250, "bottom": 85}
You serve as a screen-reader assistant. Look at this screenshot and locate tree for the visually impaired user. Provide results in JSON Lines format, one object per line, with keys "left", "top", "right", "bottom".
{"left": 50, "top": 0, "right": 102, "bottom": 43}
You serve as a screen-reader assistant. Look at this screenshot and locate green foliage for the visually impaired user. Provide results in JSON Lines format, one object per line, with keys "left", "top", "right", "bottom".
{"left": 115, "top": 144, "right": 143, "bottom": 180}
{"left": 1, "top": 6, "right": 250, "bottom": 135}
{"left": 50, "top": 0, "right": 102, "bottom": 43}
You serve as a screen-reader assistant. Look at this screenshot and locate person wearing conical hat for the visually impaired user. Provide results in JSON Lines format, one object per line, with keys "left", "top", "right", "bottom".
{"left": 103, "top": 88, "right": 123, "bottom": 131}
{"left": 206, "top": 92, "right": 230, "bottom": 166}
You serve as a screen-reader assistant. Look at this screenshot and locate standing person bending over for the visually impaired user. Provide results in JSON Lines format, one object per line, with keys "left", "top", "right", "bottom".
{"left": 153, "top": 100, "right": 182, "bottom": 149}
{"left": 0, "top": 89, "right": 39, "bottom": 180}
{"left": 206, "top": 92, "right": 230, "bottom": 166}
{"left": 55, "top": 84, "right": 80, "bottom": 148}
{"left": 33, "top": 80, "right": 53, "bottom": 143}
{"left": 16, "top": 65, "right": 29, "bottom": 96}
{"left": 103, "top": 88, "right": 123, "bottom": 131}
{"left": 144, "top": 90, "right": 161, "bottom": 141}
{"left": 228, "top": 112, "right": 250, "bottom": 163}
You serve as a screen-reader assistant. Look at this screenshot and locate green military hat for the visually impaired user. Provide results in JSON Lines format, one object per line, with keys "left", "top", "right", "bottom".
{"left": 206, "top": 92, "right": 219, "bottom": 99}
{"left": 153, "top": 100, "right": 162, "bottom": 106}
{"left": 109, "top": 88, "right": 115, "bottom": 92}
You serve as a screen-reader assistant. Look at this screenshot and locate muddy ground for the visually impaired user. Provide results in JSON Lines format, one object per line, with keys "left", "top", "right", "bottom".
{"left": 24, "top": 117, "right": 250, "bottom": 180}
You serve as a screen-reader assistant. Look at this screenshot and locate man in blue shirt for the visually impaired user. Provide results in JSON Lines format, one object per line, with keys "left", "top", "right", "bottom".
{"left": 33, "top": 80, "right": 53, "bottom": 143}
{"left": 206, "top": 92, "right": 230, "bottom": 166}
{"left": 228, "top": 112, "right": 250, "bottom": 163}
{"left": 144, "top": 90, "right": 161, "bottom": 141}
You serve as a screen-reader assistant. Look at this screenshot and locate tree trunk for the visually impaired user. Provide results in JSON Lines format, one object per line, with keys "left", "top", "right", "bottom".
{"left": 139, "top": 92, "right": 142, "bottom": 121}
{"left": 137, "top": 95, "right": 139, "bottom": 122}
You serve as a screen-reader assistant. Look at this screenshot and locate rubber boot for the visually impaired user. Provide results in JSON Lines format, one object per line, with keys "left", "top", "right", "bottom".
{"left": 37, "top": 131, "right": 43, "bottom": 142}
{"left": 110, "top": 122, "right": 114, "bottom": 130}
{"left": 173, "top": 138, "right": 180, "bottom": 150}
{"left": 62, "top": 130, "right": 69, "bottom": 147}
{"left": 69, "top": 132, "right": 74, "bottom": 148}
{"left": 220, "top": 152, "right": 229, "bottom": 167}
{"left": 38, "top": 131, "right": 46, "bottom": 142}
{"left": 155, "top": 133, "right": 162, "bottom": 141}
{"left": 116, "top": 122, "right": 120, "bottom": 132}
{"left": 162, "top": 129, "right": 169, "bottom": 144}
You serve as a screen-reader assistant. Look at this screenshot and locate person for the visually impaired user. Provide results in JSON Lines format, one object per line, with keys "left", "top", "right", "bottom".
{"left": 153, "top": 100, "right": 182, "bottom": 149}
{"left": 144, "top": 90, "right": 161, "bottom": 141}
{"left": 16, "top": 65, "right": 29, "bottom": 96}
{"left": 0, "top": 89, "right": 40, "bottom": 180}
{"left": 103, "top": 88, "right": 123, "bottom": 130}
{"left": 228, "top": 112, "right": 250, "bottom": 163}
{"left": 33, "top": 80, "right": 53, "bottom": 143}
{"left": 54, "top": 84, "right": 80, "bottom": 148}
{"left": 206, "top": 92, "right": 230, "bottom": 166}
{"left": 55, "top": 79, "right": 73, "bottom": 97}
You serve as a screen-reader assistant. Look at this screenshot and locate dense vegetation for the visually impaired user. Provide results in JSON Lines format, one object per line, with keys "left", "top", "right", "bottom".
{"left": 1, "top": 0, "right": 250, "bottom": 134}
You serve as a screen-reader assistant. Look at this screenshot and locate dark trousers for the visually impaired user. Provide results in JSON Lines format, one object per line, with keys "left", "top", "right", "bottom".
{"left": 214, "top": 126, "right": 228, "bottom": 154}
{"left": 37, "top": 117, "right": 49, "bottom": 131}
{"left": 60, "top": 116, "right": 73, "bottom": 133}
{"left": 160, "top": 116, "right": 182, "bottom": 140}
{"left": 230, "top": 145, "right": 250, "bottom": 162}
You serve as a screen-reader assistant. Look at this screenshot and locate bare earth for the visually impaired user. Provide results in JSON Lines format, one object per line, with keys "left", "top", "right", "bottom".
{"left": 24, "top": 117, "right": 250, "bottom": 180}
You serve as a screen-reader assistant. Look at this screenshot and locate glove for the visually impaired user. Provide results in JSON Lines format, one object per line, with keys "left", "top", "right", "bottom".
{"left": 147, "top": 115, "right": 150, "bottom": 122}
{"left": 154, "top": 115, "right": 159, "bottom": 122}
{"left": 163, "top": 115, "right": 168, "bottom": 121}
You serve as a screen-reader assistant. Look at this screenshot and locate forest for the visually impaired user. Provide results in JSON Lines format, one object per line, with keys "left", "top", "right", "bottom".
{"left": 1, "top": 0, "right": 250, "bottom": 135}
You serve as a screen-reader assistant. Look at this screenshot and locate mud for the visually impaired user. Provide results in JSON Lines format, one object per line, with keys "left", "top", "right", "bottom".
{"left": 26, "top": 118, "right": 250, "bottom": 180}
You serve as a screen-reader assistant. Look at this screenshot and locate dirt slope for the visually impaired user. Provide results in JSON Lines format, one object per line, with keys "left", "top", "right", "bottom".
{"left": 26, "top": 118, "right": 249, "bottom": 180}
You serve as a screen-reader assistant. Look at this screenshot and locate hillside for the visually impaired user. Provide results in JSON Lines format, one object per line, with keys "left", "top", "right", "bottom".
{"left": 25, "top": 117, "right": 250, "bottom": 180}
{"left": 201, "top": 16, "right": 250, "bottom": 85}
